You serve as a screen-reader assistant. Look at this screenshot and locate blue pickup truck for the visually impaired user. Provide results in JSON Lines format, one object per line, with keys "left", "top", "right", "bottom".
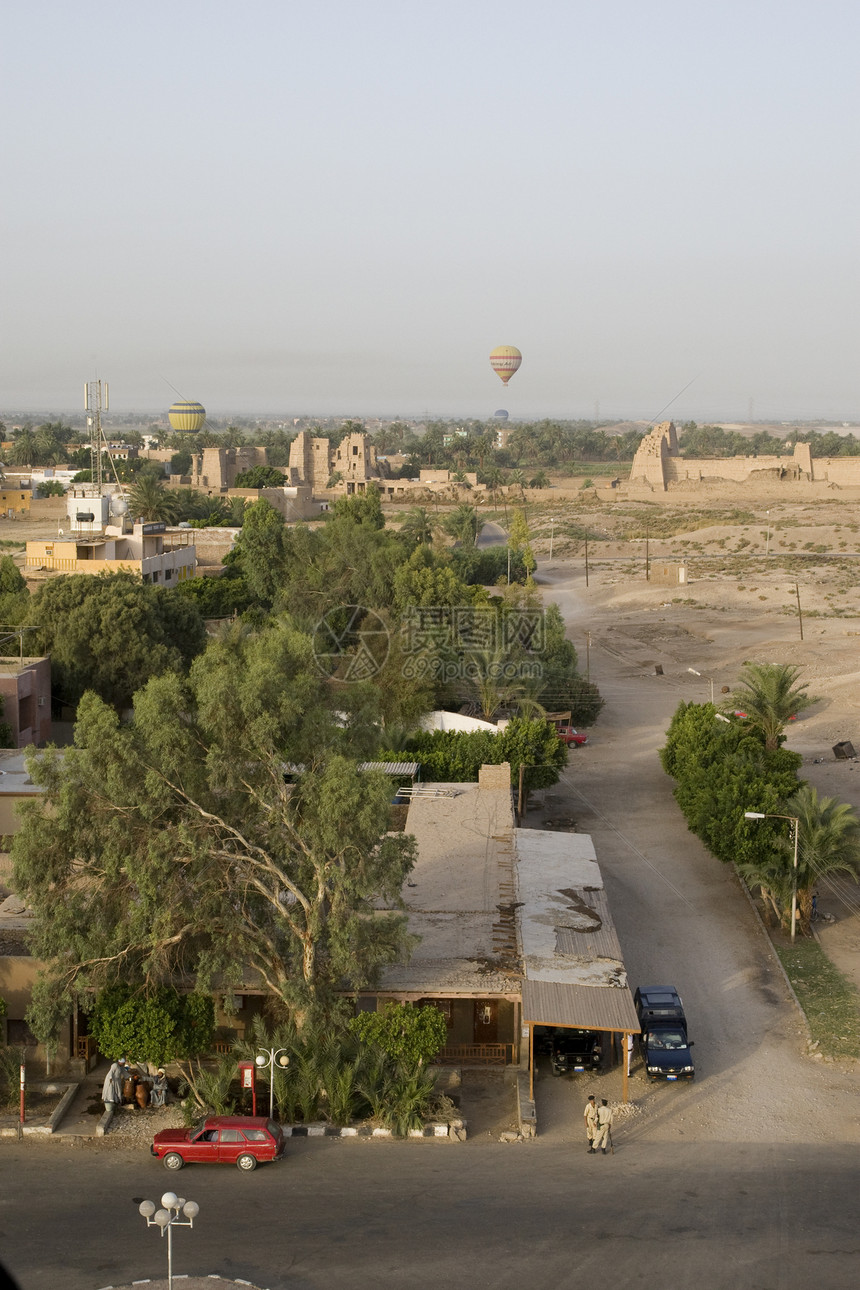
{"left": 634, "top": 986, "right": 695, "bottom": 1081}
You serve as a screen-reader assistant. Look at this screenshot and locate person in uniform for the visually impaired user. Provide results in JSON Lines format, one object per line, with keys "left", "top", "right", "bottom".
{"left": 584, "top": 1094, "right": 599, "bottom": 1153}
{"left": 593, "top": 1098, "right": 614, "bottom": 1153}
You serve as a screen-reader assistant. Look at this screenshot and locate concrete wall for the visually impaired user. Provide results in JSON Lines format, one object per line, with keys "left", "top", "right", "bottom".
{"left": 0, "top": 657, "right": 51, "bottom": 747}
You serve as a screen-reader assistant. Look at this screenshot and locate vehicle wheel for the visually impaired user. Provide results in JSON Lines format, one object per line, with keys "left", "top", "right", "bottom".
{"left": 236, "top": 1153, "right": 258, "bottom": 1172}
{"left": 163, "top": 1152, "right": 184, "bottom": 1171}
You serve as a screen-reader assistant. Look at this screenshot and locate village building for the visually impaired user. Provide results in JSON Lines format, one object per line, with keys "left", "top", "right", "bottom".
{"left": 0, "top": 657, "right": 51, "bottom": 748}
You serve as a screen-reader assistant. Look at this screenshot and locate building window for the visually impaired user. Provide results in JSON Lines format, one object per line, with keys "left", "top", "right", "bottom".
{"left": 6, "top": 1019, "right": 38, "bottom": 1046}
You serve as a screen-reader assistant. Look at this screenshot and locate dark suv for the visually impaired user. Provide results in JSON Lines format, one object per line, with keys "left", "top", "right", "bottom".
{"left": 550, "top": 1029, "right": 603, "bottom": 1076}
{"left": 634, "top": 986, "right": 695, "bottom": 1081}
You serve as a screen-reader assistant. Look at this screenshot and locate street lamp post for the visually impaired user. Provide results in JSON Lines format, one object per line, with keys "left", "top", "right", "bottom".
{"left": 765, "top": 510, "right": 770, "bottom": 557}
{"left": 139, "top": 1192, "right": 199, "bottom": 1290}
{"left": 256, "top": 1047, "right": 290, "bottom": 1120}
{"left": 687, "top": 667, "right": 714, "bottom": 705}
{"left": 548, "top": 518, "right": 555, "bottom": 561}
{"left": 744, "top": 811, "right": 800, "bottom": 942}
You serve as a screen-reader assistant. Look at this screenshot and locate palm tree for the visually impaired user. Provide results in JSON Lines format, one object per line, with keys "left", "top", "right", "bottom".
{"left": 528, "top": 470, "right": 550, "bottom": 489}
{"left": 740, "top": 785, "right": 860, "bottom": 934}
{"left": 787, "top": 784, "right": 860, "bottom": 932}
{"left": 127, "top": 473, "right": 178, "bottom": 523}
{"left": 726, "top": 663, "right": 816, "bottom": 751}
{"left": 468, "top": 647, "right": 547, "bottom": 721}
{"left": 399, "top": 507, "right": 436, "bottom": 546}
{"left": 442, "top": 504, "right": 482, "bottom": 548}
{"left": 8, "top": 430, "right": 36, "bottom": 466}
{"left": 509, "top": 469, "right": 526, "bottom": 500}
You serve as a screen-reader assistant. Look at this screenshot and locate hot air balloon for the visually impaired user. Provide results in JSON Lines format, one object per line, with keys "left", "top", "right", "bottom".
{"left": 168, "top": 401, "right": 206, "bottom": 433}
{"left": 489, "top": 346, "right": 522, "bottom": 386}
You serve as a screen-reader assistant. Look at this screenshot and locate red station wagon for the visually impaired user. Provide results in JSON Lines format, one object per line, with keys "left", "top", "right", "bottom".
{"left": 556, "top": 727, "right": 588, "bottom": 747}
{"left": 151, "top": 1116, "right": 286, "bottom": 1172}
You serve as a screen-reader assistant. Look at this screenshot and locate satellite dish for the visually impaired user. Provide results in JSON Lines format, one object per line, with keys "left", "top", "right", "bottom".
{"left": 110, "top": 495, "right": 129, "bottom": 516}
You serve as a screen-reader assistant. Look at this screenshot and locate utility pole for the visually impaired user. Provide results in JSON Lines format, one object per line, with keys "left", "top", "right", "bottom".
{"left": 645, "top": 524, "right": 650, "bottom": 582}
{"left": 585, "top": 630, "right": 591, "bottom": 682}
{"left": 584, "top": 529, "right": 589, "bottom": 587}
{"left": 795, "top": 582, "right": 804, "bottom": 641}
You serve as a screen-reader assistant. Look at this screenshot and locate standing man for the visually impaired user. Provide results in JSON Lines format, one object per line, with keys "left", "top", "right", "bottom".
{"left": 593, "top": 1098, "right": 614, "bottom": 1154}
{"left": 584, "top": 1094, "right": 598, "bottom": 1154}
{"left": 101, "top": 1058, "right": 125, "bottom": 1110}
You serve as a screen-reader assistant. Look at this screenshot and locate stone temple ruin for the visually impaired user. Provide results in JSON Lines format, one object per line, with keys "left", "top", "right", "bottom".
{"left": 629, "top": 422, "right": 860, "bottom": 491}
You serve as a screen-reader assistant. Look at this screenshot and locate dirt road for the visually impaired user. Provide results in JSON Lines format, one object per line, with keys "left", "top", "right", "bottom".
{"left": 529, "top": 561, "right": 859, "bottom": 1145}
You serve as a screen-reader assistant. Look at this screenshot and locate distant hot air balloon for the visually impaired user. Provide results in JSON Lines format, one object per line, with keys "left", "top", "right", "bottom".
{"left": 489, "top": 346, "right": 522, "bottom": 386}
{"left": 168, "top": 401, "right": 206, "bottom": 433}
{"left": 493, "top": 409, "right": 509, "bottom": 420}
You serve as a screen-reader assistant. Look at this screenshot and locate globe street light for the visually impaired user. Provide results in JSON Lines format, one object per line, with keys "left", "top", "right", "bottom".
{"left": 256, "top": 1047, "right": 290, "bottom": 1120}
{"left": 744, "top": 811, "right": 801, "bottom": 942}
{"left": 687, "top": 667, "right": 714, "bottom": 705}
{"left": 139, "top": 1192, "right": 199, "bottom": 1290}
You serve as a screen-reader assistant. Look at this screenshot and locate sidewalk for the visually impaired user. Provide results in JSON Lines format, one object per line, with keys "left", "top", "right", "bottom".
{"left": 53, "top": 1059, "right": 112, "bottom": 1136}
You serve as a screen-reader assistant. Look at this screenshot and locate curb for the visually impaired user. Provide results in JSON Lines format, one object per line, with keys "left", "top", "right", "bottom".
{"left": 733, "top": 867, "right": 813, "bottom": 1042}
{"left": 514, "top": 1068, "right": 536, "bottom": 1139}
{"left": 97, "top": 1103, "right": 117, "bottom": 1137}
{"left": 281, "top": 1119, "right": 466, "bottom": 1139}
{"left": 47, "top": 1083, "right": 81, "bottom": 1134}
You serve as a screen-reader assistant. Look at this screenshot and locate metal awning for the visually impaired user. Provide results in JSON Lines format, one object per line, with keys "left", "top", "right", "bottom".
{"left": 522, "top": 979, "right": 639, "bottom": 1034}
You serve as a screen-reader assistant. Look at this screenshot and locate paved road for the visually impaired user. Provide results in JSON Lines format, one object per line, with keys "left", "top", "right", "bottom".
{"left": 1, "top": 1137, "right": 858, "bottom": 1290}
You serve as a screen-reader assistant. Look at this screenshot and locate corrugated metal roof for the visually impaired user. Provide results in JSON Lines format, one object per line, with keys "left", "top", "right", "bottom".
{"left": 522, "top": 979, "right": 640, "bottom": 1034}
{"left": 516, "top": 829, "right": 627, "bottom": 987}
{"left": 358, "top": 761, "right": 419, "bottom": 775}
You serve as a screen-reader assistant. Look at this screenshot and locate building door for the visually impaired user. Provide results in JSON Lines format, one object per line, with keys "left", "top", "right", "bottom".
{"left": 473, "top": 1000, "right": 498, "bottom": 1043}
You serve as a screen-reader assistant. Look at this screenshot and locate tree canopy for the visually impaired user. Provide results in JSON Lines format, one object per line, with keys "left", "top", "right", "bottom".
{"left": 12, "top": 620, "right": 416, "bottom": 1042}
{"left": 30, "top": 572, "right": 206, "bottom": 710}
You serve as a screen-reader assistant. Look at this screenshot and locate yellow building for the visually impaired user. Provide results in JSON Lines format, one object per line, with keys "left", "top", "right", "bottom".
{"left": 0, "top": 486, "right": 31, "bottom": 515}
{"left": 25, "top": 520, "right": 196, "bottom": 585}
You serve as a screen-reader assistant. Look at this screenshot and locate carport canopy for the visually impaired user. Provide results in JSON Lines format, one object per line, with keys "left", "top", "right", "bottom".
{"left": 522, "top": 979, "right": 640, "bottom": 1103}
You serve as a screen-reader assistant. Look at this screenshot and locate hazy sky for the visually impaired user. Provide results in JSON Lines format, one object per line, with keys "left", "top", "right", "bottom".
{"left": 2, "top": 1, "right": 858, "bottom": 422}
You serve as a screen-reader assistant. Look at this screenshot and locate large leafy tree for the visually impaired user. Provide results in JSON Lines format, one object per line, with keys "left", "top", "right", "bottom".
{"left": 660, "top": 701, "right": 803, "bottom": 866}
{"left": 726, "top": 662, "right": 816, "bottom": 751}
{"left": 12, "top": 620, "right": 416, "bottom": 1042}
{"left": 30, "top": 572, "right": 206, "bottom": 710}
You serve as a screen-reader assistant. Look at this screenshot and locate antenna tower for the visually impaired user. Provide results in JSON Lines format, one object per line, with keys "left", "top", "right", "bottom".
{"left": 84, "top": 379, "right": 109, "bottom": 492}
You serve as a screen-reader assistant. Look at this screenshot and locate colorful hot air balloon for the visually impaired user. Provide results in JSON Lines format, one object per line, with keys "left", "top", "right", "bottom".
{"left": 489, "top": 346, "right": 522, "bottom": 386}
{"left": 168, "top": 401, "right": 206, "bottom": 433}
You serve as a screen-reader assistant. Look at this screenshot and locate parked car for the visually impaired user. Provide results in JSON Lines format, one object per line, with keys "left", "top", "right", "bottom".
{"left": 550, "top": 1029, "right": 602, "bottom": 1075}
{"left": 634, "top": 985, "right": 695, "bottom": 1081}
{"left": 556, "top": 727, "right": 587, "bottom": 747}
{"left": 151, "top": 1116, "right": 286, "bottom": 1171}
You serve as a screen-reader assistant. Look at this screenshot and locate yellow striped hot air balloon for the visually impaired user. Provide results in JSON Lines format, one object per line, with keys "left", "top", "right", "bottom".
{"left": 489, "top": 346, "right": 522, "bottom": 386}
{"left": 168, "top": 401, "right": 206, "bottom": 432}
